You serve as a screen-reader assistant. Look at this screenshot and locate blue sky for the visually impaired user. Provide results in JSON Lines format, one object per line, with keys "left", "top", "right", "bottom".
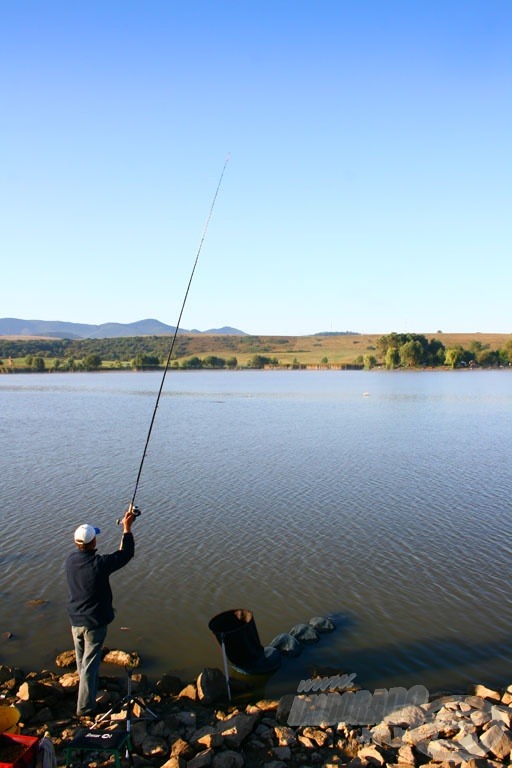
{"left": 2, "top": 1, "right": 511, "bottom": 335}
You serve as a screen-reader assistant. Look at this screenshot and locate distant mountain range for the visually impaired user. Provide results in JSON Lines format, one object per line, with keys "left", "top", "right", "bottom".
{"left": 0, "top": 318, "right": 247, "bottom": 340}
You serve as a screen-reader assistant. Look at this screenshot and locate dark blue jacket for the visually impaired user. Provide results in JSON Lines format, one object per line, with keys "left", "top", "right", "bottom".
{"left": 66, "top": 533, "right": 134, "bottom": 629}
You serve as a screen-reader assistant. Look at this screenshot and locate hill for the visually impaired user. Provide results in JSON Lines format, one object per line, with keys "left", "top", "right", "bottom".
{"left": 0, "top": 317, "right": 246, "bottom": 339}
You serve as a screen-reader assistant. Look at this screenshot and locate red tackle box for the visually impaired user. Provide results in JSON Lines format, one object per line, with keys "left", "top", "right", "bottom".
{"left": 0, "top": 734, "right": 39, "bottom": 768}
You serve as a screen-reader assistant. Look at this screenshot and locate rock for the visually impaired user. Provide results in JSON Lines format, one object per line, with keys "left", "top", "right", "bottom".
{"left": 269, "top": 633, "right": 302, "bottom": 657}
{"left": 217, "top": 713, "right": 258, "bottom": 748}
{"left": 272, "top": 746, "right": 291, "bottom": 760}
{"left": 17, "top": 680, "right": 57, "bottom": 702}
{"left": 358, "top": 745, "right": 386, "bottom": 766}
{"left": 473, "top": 686, "right": 501, "bottom": 703}
{"left": 490, "top": 704, "right": 510, "bottom": 725}
{"left": 0, "top": 666, "right": 17, "bottom": 684}
{"left": 161, "top": 757, "right": 187, "bottom": 768}
{"left": 383, "top": 705, "right": 426, "bottom": 728}
{"left": 289, "top": 623, "right": 319, "bottom": 643}
{"left": 178, "top": 683, "right": 198, "bottom": 700}
{"left": 454, "top": 730, "right": 488, "bottom": 758}
{"left": 274, "top": 726, "right": 297, "bottom": 747}
{"left": 212, "top": 750, "right": 245, "bottom": 768}
{"left": 102, "top": 649, "right": 141, "bottom": 667}
{"left": 308, "top": 616, "right": 335, "bottom": 632}
{"left": 55, "top": 650, "right": 76, "bottom": 668}
{"left": 190, "top": 726, "right": 223, "bottom": 750}
{"left": 58, "top": 672, "right": 79, "bottom": 689}
{"left": 170, "top": 738, "right": 194, "bottom": 759}
{"left": 156, "top": 674, "right": 184, "bottom": 695}
{"left": 428, "top": 738, "right": 467, "bottom": 763}
{"left": 302, "top": 726, "right": 331, "bottom": 747}
{"left": 197, "top": 668, "right": 229, "bottom": 704}
{"left": 276, "top": 694, "right": 295, "bottom": 724}
{"left": 188, "top": 748, "right": 214, "bottom": 768}
{"left": 396, "top": 744, "right": 416, "bottom": 764}
{"left": 479, "top": 722, "right": 512, "bottom": 759}
{"left": 141, "top": 734, "right": 169, "bottom": 758}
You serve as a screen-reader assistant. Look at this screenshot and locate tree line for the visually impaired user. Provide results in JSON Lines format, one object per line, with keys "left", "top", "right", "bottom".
{"left": 365, "top": 333, "right": 512, "bottom": 369}
{"left": 0, "top": 333, "right": 511, "bottom": 372}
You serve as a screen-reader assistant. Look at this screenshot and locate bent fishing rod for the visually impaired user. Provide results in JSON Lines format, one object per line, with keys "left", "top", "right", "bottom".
{"left": 117, "top": 156, "right": 230, "bottom": 524}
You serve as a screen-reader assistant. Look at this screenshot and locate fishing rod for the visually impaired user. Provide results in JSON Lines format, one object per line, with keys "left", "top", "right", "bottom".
{"left": 117, "top": 156, "right": 230, "bottom": 524}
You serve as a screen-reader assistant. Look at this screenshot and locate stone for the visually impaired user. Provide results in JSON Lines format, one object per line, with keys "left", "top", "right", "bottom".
{"left": 212, "top": 750, "right": 245, "bottom": 768}
{"left": 274, "top": 726, "right": 298, "bottom": 747}
{"left": 272, "top": 746, "right": 291, "bottom": 760}
{"left": 191, "top": 726, "right": 223, "bottom": 750}
{"left": 383, "top": 705, "right": 426, "bottom": 728}
{"left": 102, "top": 649, "right": 141, "bottom": 667}
{"left": 479, "top": 723, "right": 512, "bottom": 759}
{"left": 55, "top": 651, "right": 76, "bottom": 668}
{"left": 129, "top": 720, "right": 149, "bottom": 748}
{"left": 308, "top": 616, "right": 335, "bottom": 632}
{"left": 178, "top": 683, "right": 198, "bottom": 700}
{"left": 490, "top": 704, "right": 510, "bottom": 725}
{"left": 427, "top": 738, "right": 467, "bottom": 763}
{"left": 289, "top": 624, "right": 320, "bottom": 643}
{"left": 156, "top": 674, "right": 183, "bottom": 695}
{"left": 58, "top": 672, "right": 78, "bottom": 689}
{"left": 473, "top": 686, "right": 501, "bottom": 703}
{"left": 454, "top": 730, "right": 488, "bottom": 758}
{"left": 465, "top": 696, "right": 492, "bottom": 711}
{"left": 188, "top": 748, "right": 214, "bottom": 768}
{"left": 396, "top": 744, "right": 416, "bottom": 764}
{"left": 470, "top": 710, "right": 491, "bottom": 727}
{"left": 270, "top": 633, "right": 302, "bottom": 657}
{"left": 140, "top": 734, "right": 169, "bottom": 757}
{"left": 197, "top": 668, "right": 229, "bottom": 704}
{"left": 369, "top": 722, "right": 393, "bottom": 747}
{"left": 170, "top": 738, "right": 193, "bottom": 758}
{"left": 160, "top": 758, "right": 187, "bottom": 768}
{"left": 302, "top": 726, "right": 330, "bottom": 747}
{"left": 357, "top": 745, "right": 386, "bottom": 766}
{"left": 217, "top": 713, "right": 258, "bottom": 748}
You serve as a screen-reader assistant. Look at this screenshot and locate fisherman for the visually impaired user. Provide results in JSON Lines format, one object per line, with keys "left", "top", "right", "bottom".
{"left": 65, "top": 505, "right": 136, "bottom": 718}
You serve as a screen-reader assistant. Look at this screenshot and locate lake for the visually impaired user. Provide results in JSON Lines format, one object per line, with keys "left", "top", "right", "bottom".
{"left": 1, "top": 369, "right": 511, "bottom": 698}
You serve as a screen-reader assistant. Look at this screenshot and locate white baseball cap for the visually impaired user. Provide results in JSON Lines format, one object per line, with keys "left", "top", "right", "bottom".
{"left": 74, "top": 524, "right": 101, "bottom": 544}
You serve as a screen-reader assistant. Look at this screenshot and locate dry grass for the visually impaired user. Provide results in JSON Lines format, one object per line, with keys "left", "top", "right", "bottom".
{"left": 169, "top": 332, "right": 512, "bottom": 366}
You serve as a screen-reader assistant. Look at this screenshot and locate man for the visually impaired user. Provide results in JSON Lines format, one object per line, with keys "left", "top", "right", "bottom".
{"left": 66, "top": 505, "right": 136, "bottom": 718}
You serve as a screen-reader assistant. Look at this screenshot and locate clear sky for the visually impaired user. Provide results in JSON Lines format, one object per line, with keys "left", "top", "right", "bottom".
{"left": 1, "top": 1, "right": 511, "bottom": 335}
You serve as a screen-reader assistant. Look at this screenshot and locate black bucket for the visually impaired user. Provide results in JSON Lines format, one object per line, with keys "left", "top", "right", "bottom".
{"left": 208, "top": 609, "right": 281, "bottom": 675}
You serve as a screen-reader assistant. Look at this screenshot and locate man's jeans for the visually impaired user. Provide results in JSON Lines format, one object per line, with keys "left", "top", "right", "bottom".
{"left": 71, "top": 624, "right": 108, "bottom": 716}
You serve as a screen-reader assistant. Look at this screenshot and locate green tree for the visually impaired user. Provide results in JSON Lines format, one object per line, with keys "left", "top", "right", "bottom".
{"left": 445, "top": 348, "right": 463, "bottom": 369}
{"left": 399, "top": 340, "right": 424, "bottom": 368}
{"left": 32, "top": 356, "right": 45, "bottom": 372}
{"left": 132, "top": 354, "right": 160, "bottom": 369}
{"left": 363, "top": 354, "right": 377, "bottom": 370}
{"left": 182, "top": 356, "right": 203, "bottom": 369}
{"left": 226, "top": 356, "right": 238, "bottom": 369}
{"left": 385, "top": 347, "right": 400, "bottom": 370}
{"left": 476, "top": 349, "right": 500, "bottom": 367}
{"left": 249, "top": 354, "right": 269, "bottom": 369}
{"left": 203, "top": 355, "right": 226, "bottom": 368}
{"left": 84, "top": 354, "right": 102, "bottom": 370}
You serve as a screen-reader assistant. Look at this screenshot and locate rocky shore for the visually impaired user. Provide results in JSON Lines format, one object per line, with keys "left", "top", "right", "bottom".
{"left": 1, "top": 653, "right": 512, "bottom": 768}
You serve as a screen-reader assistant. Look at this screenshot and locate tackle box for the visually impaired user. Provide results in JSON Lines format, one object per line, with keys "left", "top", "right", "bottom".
{"left": 0, "top": 733, "right": 39, "bottom": 768}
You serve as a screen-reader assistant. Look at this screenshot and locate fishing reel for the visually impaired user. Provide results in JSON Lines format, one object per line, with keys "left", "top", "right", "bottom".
{"left": 116, "top": 505, "right": 142, "bottom": 525}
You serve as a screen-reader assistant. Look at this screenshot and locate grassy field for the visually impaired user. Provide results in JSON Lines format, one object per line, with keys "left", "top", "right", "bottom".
{"left": 2, "top": 332, "right": 511, "bottom": 369}
{"left": 168, "top": 332, "right": 511, "bottom": 367}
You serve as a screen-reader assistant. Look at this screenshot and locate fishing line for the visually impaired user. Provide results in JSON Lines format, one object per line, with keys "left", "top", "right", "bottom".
{"left": 120, "top": 156, "right": 230, "bottom": 521}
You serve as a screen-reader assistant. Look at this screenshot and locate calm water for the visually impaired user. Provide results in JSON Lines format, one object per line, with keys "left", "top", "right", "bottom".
{"left": 1, "top": 369, "right": 511, "bottom": 697}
